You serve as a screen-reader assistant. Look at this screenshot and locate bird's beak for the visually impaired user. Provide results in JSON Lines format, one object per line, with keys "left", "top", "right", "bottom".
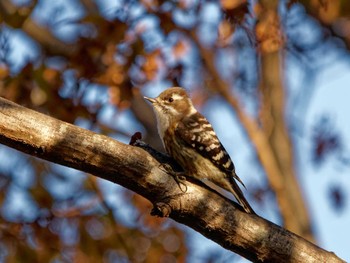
{"left": 144, "top": 96, "right": 157, "bottom": 104}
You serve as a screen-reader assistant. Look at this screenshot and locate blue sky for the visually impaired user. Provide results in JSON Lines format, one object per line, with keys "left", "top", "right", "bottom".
{"left": 303, "top": 60, "right": 350, "bottom": 261}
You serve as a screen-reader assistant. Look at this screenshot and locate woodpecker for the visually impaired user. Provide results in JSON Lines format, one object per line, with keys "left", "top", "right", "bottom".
{"left": 144, "top": 87, "right": 255, "bottom": 214}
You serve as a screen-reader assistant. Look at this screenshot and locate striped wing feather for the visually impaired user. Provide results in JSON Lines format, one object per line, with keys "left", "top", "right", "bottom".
{"left": 175, "top": 112, "right": 245, "bottom": 187}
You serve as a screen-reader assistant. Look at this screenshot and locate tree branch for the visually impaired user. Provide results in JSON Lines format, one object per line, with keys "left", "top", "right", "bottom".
{"left": 0, "top": 97, "right": 344, "bottom": 263}
{"left": 255, "top": 1, "right": 315, "bottom": 242}
{"left": 0, "top": 0, "right": 76, "bottom": 57}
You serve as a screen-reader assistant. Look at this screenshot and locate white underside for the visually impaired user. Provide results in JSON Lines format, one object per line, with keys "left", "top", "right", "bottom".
{"left": 152, "top": 98, "right": 197, "bottom": 147}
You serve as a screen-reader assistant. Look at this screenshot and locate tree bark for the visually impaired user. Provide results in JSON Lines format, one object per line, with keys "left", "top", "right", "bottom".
{"left": 0, "top": 97, "right": 344, "bottom": 263}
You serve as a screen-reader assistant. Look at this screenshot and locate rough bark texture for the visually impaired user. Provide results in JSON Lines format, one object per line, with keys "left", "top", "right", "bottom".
{"left": 0, "top": 97, "right": 344, "bottom": 263}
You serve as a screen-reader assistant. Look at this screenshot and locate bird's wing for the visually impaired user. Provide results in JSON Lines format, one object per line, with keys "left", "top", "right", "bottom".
{"left": 175, "top": 112, "right": 245, "bottom": 187}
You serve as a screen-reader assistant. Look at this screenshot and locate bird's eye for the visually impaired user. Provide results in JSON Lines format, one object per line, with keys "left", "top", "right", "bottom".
{"left": 168, "top": 97, "right": 174, "bottom": 103}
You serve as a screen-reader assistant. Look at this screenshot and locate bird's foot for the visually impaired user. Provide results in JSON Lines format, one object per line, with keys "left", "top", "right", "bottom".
{"left": 160, "top": 163, "right": 187, "bottom": 192}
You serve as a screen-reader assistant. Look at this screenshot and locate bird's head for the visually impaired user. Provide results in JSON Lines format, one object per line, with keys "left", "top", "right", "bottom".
{"left": 144, "top": 87, "right": 196, "bottom": 124}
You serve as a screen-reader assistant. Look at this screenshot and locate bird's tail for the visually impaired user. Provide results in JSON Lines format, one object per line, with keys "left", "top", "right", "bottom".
{"left": 229, "top": 177, "right": 256, "bottom": 214}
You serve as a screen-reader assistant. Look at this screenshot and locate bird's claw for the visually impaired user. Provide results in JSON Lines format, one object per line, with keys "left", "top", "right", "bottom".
{"left": 160, "top": 163, "right": 187, "bottom": 192}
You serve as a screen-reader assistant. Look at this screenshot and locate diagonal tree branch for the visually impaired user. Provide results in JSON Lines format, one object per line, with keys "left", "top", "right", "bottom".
{"left": 0, "top": 97, "right": 344, "bottom": 263}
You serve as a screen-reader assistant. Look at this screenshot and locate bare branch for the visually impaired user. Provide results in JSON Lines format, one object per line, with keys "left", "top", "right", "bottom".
{"left": 80, "top": 0, "right": 100, "bottom": 16}
{"left": 0, "top": 0, "right": 76, "bottom": 56}
{"left": 0, "top": 97, "right": 344, "bottom": 263}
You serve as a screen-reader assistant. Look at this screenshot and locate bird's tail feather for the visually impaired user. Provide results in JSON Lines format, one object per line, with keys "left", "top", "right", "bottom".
{"left": 229, "top": 177, "right": 255, "bottom": 214}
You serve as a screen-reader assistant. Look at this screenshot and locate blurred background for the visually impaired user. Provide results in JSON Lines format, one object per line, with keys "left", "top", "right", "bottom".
{"left": 0, "top": 0, "right": 350, "bottom": 262}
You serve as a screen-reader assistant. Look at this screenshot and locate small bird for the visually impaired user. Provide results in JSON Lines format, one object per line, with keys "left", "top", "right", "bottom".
{"left": 144, "top": 87, "right": 255, "bottom": 214}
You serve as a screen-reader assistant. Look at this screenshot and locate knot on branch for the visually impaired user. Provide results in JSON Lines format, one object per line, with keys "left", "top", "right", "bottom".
{"left": 151, "top": 202, "right": 172, "bottom": 217}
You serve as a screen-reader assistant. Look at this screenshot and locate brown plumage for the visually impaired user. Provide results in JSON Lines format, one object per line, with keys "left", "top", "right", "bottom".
{"left": 145, "top": 87, "right": 255, "bottom": 214}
